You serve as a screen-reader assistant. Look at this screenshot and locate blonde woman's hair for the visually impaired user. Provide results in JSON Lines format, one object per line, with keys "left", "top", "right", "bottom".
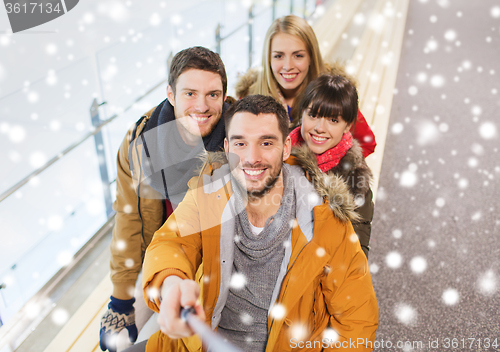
{"left": 250, "top": 15, "right": 325, "bottom": 125}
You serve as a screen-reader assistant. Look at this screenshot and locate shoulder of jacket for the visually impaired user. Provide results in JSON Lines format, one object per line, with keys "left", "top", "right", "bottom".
{"left": 125, "top": 105, "right": 158, "bottom": 143}
{"left": 234, "top": 67, "right": 261, "bottom": 98}
{"left": 290, "top": 144, "right": 360, "bottom": 223}
{"left": 331, "top": 140, "right": 373, "bottom": 195}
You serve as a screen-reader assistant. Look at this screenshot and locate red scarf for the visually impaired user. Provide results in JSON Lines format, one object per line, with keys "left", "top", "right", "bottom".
{"left": 289, "top": 126, "right": 353, "bottom": 172}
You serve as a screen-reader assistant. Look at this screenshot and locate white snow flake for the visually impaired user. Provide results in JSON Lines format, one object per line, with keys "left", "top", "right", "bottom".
{"left": 386, "top": 251, "right": 403, "bottom": 269}
{"left": 353, "top": 13, "right": 366, "bottom": 25}
{"left": 150, "top": 13, "right": 162, "bottom": 26}
{"left": 477, "top": 270, "right": 497, "bottom": 296}
{"left": 82, "top": 12, "right": 95, "bottom": 24}
{"left": 444, "top": 30, "right": 457, "bottom": 41}
{"left": 230, "top": 272, "right": 247, "bottom": 289}
{"left": 430, "top": 75, "right": 445, "bottom": 87}
{"left": 124, "top": 258, "right": 134, "bottom": 268}
{"left": 27, "top": 91, "right": 39, "bottom": 103}
{"left": 45, "top": 43, "right": 58, "bottom": 55}
{"left": 491, "top": 6, "right": 500, "bottom": 18}
{"left": 8, "top": 125, "right": 26, "bottom": 143}
{"left": 240, "top": 313, "right": 253, "bottom": 325}
{"left": 479, "top": 122, "right": 497, "bottom": 139}
{"left": 438, "top": 123, "right": 449, "bottom": 132}
{"left": 102, "top": 64, "right": 118, "bottom": 82}
{"left": 57, "top": 251, "right": 73, "bottom": 266}
{"left": 316, "top": 247, "right": 326, "bottom": 257}
{"left": 395, "top": 303, "right": 417, "bottom": 325}
{"left": 437, "top": 0, "right": 450, "bottom": 8}
{"left": 416, "top": 72, "right": 427, "bottom": 82}
{"left": 376, "top": 187, "right": 387, "bottom": 201}
{"left": 468, "top": 157, "right": 478, "bottom": 168}
{"left": 29, "top": 177, "right": 40, "bottom": 187}
{"left": 471, "top": 105, "right": 482, "bottom": 116}
{"left": 270, "top": 304, "right": 286, "bottom": 320}
{"left": 50, "top": 120, "right": 61, "bottom": 131}
{"left": 29, "top": 152, "right": 47, "bottom": 168}
{"left": 47, "top": 215, "right": 63, "bottom": 231}
{"left": 147, "top": 287, "right": 160, "bottom": 301}
{"left": 462, "top": 60, "right": 472, "bottom": 70}
{"left": 0, "top": 35, "right": 11, "bottom": 47}
{"left": 400, "top": 171, "right": 417, "bottom": 187}
{"left": 425, "top": 39, "right": 438, "bottom": 52}
{"left": 98, "top": 1, "right": 129, "bottom": 22}
{"left": 435, "top": 198, "right": 445, "bottom": 207}
{"left": 442, "top": 288, "right": 459, "bottom": 305}
{"left": 290, "top": 324, "right": 307, "bottom": 340}
{"left": 24, "top": 302, "right": 42, "bottom": 319}
{"left": 408, "top": 86, "right": 418, "bottom": 96}
{"left": 470, "top": 144, "right": 485, "bottom": 157}
{"left": 391, "top": 123, "right": 404, "bottom": 134}
{"left": 52, "top": 308, "right": 69, "bottom": 325}
{"left": 392, "top": 229, "right": 402, "bottom": 239}
{"left": 416, "top": 120, "right": 439, "bottom": 145}
{"left": 410, "top": 256, "right": 427, "bottom": 274}
{"left": 471, "top": 211, "right": 482, "bottom": 221}
{"left": 370, "top": 263, "right": 380, "bottom": 274}
{"left": 170, "top": 14, "right": 183, "bottom": 25}
{"left": 116, "top": 240, "right": 126, "bottom": 251}
{"left": 323, "top": 328, "right": 339, "bottom": 342}
{"left": 86, "top": 198, "right": 104, "bottom": 215}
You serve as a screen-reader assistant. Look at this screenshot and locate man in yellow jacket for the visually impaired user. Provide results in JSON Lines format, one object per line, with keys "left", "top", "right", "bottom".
{"left": 140, "top": 95, "right": 378, "bottom": 352}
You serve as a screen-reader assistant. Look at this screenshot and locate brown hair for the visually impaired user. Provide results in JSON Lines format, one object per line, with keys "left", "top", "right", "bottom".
{"left": 224, "top": 95, "right": 289, "bottom": 142}
{"left": 250, "top": 15, "right": 325, "bottom": 123}
{"left": 168, "top": 46, "right": 227, "bottom": 97}
{"left": 298, "top": 74, "right": 359, "bottom": 129}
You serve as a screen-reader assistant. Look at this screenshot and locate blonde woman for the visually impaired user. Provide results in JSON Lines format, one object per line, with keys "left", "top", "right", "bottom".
{"left": 235, "top": 14, "right": 377, "bottom": 157}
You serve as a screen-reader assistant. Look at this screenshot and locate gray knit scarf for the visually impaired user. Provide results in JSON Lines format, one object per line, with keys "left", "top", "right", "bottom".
{"left": 217, "top": 164, "right": 295, "bottom": 352}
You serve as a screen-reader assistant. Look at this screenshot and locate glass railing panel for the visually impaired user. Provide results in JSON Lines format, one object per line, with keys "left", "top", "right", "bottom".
{"left": 220, "top": 0, "right": 252, "bottom": 40}
{"left": 0, "top": 137, "right": 107, "bottom": 323}
{"left": 250, "top": 6, "right": 273, "bottom": 69}
{"left": 274, "top": 0, "right": 294, "bottom": 19}
{"left": 0, "top": 58, "right": 100, "bottom": 196}
{"left": 96, "top": 33, "right": 170, "bottom": 118}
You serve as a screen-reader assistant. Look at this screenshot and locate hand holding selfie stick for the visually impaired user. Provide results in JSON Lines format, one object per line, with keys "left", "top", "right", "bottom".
{"left": 180, "top": 307, "right": 244, "bottom": 352}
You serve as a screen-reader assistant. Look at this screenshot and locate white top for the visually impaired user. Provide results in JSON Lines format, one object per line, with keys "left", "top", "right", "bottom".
{"left": 249, "top": 222, "right": 264, "bottom": 236}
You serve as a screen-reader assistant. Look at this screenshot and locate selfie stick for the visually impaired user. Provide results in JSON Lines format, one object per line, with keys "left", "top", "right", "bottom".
{"left": 181, "top": 307, "right": 244, "bottom": 352}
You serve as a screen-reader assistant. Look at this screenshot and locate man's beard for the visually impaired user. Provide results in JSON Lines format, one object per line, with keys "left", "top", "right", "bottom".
{"left": 231, "top": 155, "right": 283, "bottom": 200}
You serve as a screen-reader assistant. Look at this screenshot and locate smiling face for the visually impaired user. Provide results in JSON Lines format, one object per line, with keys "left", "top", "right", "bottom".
{"left": 167, "top": 69, "right": 225, "bottom": 146}
{"left": 300, "top": 107, "right": 352, "bottom": 155}
{"left": 270, "top": 33, "right": 311, "bottom": 100}
{"left": 224, "top": 111, "right": 291, "bottom": 198}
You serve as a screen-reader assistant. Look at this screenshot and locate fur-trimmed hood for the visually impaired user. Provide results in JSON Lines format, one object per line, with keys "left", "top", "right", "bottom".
{"left": 197, "top": 150, "right": 359, "bottom": 223}
{"left": 234, "top": 61, "right": 357, "bottom": 99}
{"left": 291, "top": 140, "right": 372, "bottom": 195}
{"left": 290, "top": 139, "right": 373, "bottom": 221}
